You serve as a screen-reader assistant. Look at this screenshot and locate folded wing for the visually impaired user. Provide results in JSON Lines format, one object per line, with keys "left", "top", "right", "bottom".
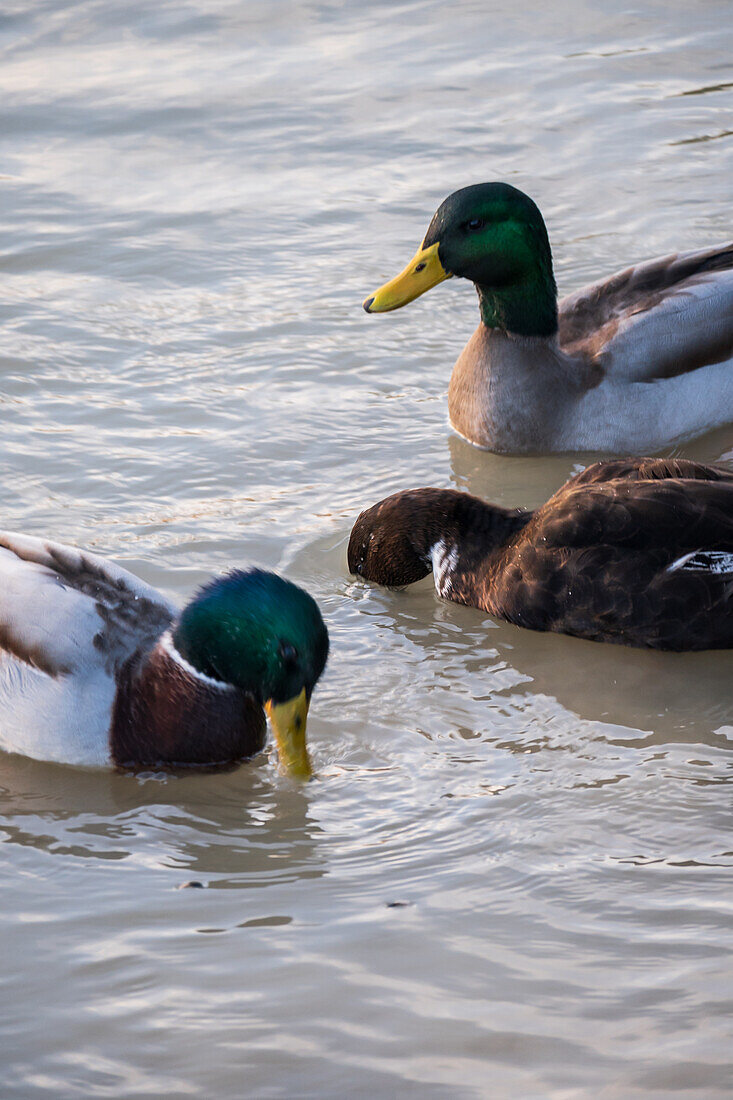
{"left": 559, "top": 243, "right": 733, "bottom": 383}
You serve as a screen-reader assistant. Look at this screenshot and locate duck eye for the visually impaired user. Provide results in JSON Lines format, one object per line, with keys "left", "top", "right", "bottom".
{"left": 465, "top": 218, "right": 484, "bottom": 232}
{"left": 279, "top": 642, "right": 298, "bottom": 667}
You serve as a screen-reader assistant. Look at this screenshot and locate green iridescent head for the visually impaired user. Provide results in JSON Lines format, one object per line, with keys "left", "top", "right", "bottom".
{"left": 173, "top": 569, "right": 329, "bottom": 777}
{"left": 364, "top": 182, "right": 558, "bottom": 337}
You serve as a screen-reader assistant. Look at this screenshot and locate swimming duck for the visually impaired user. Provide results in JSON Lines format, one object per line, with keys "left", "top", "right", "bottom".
{"left": 0, "top": 532, "right": 328, "bottom": 774}
{"left": 348, "top": 457, "right": 733, "bottom": 650}
{"left": 363, "top": 183, "right": 733, "bottom": 454}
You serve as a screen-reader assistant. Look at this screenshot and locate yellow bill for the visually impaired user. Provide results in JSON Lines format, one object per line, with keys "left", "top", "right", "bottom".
{"left": 363, "top": 241, "right": 451, "bottom": 313}
{"left": 265, "top": 687, "right": 312, "bottom": 779}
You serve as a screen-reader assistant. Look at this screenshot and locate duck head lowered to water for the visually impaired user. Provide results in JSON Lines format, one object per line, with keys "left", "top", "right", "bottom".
{"left": 349, "top": 457, "right": 733, "bottom": 651}
{"left": 364, "top": 183, "right": 733, "bottom": 454}
{"left": 0, "top": 533, "right": 328, "bottom": 774}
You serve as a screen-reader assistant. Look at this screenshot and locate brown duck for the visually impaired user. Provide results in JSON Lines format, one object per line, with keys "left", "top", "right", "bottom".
{"left": 348, "top": 458, "right": 733, "bottom": 650}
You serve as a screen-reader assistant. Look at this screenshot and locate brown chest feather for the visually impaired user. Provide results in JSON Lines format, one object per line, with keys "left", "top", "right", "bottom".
{"left": 110, "top": 642, "right": 266, "bottom": 768}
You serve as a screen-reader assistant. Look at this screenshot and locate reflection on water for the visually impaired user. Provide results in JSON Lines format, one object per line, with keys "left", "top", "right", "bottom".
{"left": 376, "top": 578, "right": 733, "bottom": 738}
{"left": 1, "top": 0, "right": 732, "bottom": 1096}
{"left": 0, "top": 753, "right": 326, "bottom": 883}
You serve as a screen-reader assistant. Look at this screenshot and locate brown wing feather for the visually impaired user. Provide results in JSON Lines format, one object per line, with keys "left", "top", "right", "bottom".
{"left": 534, "top": 477, "right": 733, "bottom": 553}
{"left": 557, "top": 242, "right": 733, "bottom": 380}
{"left": 559, "top": 242, "right": 733, "bottom": 349}
{"left": 561, "top": 457, "right": 733, "bottom": 489}
{"left": 0, "top": 532, "right": 176, "bottom": 678}
{"left": 481, "top": 471, "right": 733, "bottom": 649}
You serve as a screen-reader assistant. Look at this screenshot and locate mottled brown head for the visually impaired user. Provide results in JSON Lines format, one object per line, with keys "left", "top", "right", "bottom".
{"left": 349, "top": 487, "right": 531, "bottom": 590}
{"left": 348, "top": 489, "right": 459, "bottom": 586}
{"left": 347, "top": 488, "right": 479, "bottom": 589}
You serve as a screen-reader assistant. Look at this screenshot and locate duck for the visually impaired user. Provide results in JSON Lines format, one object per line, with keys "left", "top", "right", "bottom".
{"left": 348, "top": 457, "right": 733, "bottom": 650}
{"left": 363, "top": 183, "right": 733, "bottom": 454}
{"left": 0, "top": 532, "right": 328, "bottom": 774}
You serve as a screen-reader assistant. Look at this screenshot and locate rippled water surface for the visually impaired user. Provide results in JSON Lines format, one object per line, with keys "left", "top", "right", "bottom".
{"left": 1, "top": 1, "right": 732, "bottom": 1096}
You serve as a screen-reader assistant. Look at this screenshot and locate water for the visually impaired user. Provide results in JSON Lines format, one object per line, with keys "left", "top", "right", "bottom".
{"left": 1, "top": 1, "right": 732, "bottom": 1096}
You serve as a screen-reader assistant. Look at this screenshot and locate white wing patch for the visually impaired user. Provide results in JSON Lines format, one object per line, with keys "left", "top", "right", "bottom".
{"left": 431, "top": 539, "right": 459, "bottom": 597}
{"left": 668, "top": 550, "right": 733, "bottom": 574}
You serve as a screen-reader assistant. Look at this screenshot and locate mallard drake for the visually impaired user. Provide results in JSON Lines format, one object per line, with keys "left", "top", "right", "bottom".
{"left": 0, "top": 533, "right": 328, "bottom": 774}
{"left": 363, "top": 183, "right": 733, "bottom": 454}
{"left": 348, "top": 457, "right": 733, "bottom": 650}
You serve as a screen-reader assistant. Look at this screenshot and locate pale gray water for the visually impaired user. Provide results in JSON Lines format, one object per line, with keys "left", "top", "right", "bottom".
{"left": 1, "top": 1, "right": 732, "bottom": 1096}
